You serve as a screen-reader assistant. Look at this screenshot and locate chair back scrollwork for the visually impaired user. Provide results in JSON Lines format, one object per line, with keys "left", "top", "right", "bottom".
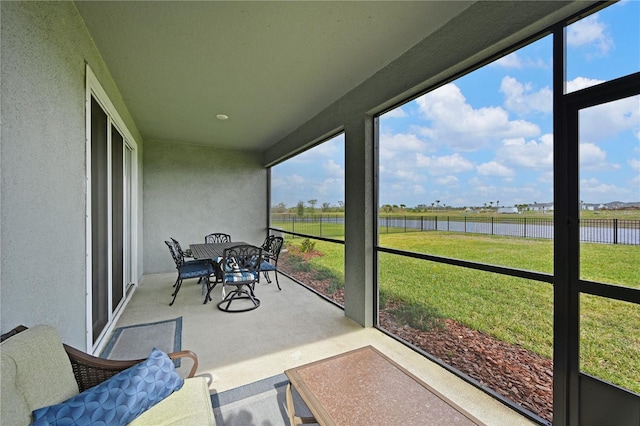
{"left": 165, "top": 240, "right": 184, "bottom": 267}
{"left": 268, "top": 237, "right": 284, "bottom": 260}
{"left": 205, "top": 233, "right": 231, "bottom": 244}
{"left": 222, "top": 245, "right": 262, "bottom": 276}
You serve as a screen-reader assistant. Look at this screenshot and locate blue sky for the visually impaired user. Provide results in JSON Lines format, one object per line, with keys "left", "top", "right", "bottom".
{"left": 272, "top": 2, "right": 639, "bottom": 209}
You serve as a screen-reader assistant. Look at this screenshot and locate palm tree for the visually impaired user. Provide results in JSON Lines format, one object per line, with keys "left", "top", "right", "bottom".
{"left": 307, "top": 199, "right": 317, "bottom": 214}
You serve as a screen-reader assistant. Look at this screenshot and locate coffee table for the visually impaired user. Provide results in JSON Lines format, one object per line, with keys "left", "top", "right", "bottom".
{"left": 285, "top": 345, "right": 484, "bottom": 425}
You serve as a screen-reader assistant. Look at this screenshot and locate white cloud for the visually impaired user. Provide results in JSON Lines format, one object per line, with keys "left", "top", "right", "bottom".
{"left": 579, "top": 142, "right": 606, "bottom": 164}
{"left": 467, "top": 177, "right": 497, "bottom": 198}
{"left": 580, "top": 177, "right": 629, "bottom": 202}
{"left": 411, "top": 184, "right": 426, "bottom": 194}
{"left": 579, "top": 94, "right": 640, "bottom": 142}
{"left": 566, "top": 14, "right": 613, "bottom": 55}
{"left": 317, "top": 177, "right": 344, "bottom": 198}
{"left": 494, "top": 52, "right": 523, "bottom": 69}
{"left": 415, "top": 152, "right": 475, "bottom": 175}
{"left": 270, "top": 173, "right": 310, "bottom": 206}
{"left": 476, "top": 161, "right": 516, "bottom": 177}
{"left": 580, "top": 142, "right": 620, "bottom": 171}
{"left": 566, "top": 76, "right": 605, "bottom": 92}
{"left": 538, "top": 170, "right": 553, "bottom": 184}
{"left": 379, "top": 132, "right": 432, "bottom": 164}
{"left": 394, "top": 169, "right": 423, "bottom": 182}
{"left": 380, "top": 132, "right": 429, "bottom": 153}
{"left": 415, "top": 83, "right": 540, "bottom": 150}
{"left": 629, "top": 158, "right": 640, "bottom": 172}
{"left": 383, "top": 107, "right": 407, "bottom": 118}
{"left": 323, "top": 159, "right": 344, "bottom": 178}
{"left": 292, "top": 137, "right": 342, "bottom": 163}
{"left": 435, "top": 175, "right": 459, "bottom": 186}
{"left": 500, "top": 76, "right": 552, "bottom": 115}
{"left": 496, "top": 135, "right": 553, "bottom": 170}
{"left": 287, "top": 174, "right": 305, "bottom": 185}
{"left": 493, "top": 52, "right": 547, "bottom": 70}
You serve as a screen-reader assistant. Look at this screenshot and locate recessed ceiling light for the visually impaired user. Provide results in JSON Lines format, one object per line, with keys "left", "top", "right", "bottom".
{"left": 216, "top": 114, "right": 229, "bottom": 120}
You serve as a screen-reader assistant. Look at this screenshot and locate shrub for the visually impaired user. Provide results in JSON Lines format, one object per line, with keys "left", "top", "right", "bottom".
{"left": 300, "top": 238, "right": 316, "bottom": 253}
{"left": 286, "top": 254, "right": 312, "bottom": 272}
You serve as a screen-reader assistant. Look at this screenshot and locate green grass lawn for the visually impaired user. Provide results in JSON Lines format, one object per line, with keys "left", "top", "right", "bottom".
{"left": 285, "top": 232, "right": 640, "bottom": 393}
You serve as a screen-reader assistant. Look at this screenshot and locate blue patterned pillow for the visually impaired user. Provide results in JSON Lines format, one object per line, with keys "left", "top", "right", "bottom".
{"left": 31, "top": 348, "right": 183, "bottom": 426}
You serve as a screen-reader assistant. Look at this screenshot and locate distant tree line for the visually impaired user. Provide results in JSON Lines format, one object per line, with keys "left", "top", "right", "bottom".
{"left": 271, "top": 200, "right": 639, "bottom": 216}
{"left": 271, "top": 200, "right": 345, "bottom": 217}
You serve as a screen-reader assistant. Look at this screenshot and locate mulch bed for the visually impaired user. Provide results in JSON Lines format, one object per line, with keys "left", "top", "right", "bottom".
{"left": 279, "top": 249, "right": 554, "bottom": 423}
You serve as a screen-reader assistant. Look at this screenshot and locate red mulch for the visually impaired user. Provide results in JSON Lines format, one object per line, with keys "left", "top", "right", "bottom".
{"left": 279, "top": 249, "right": 554, "bottom": 423}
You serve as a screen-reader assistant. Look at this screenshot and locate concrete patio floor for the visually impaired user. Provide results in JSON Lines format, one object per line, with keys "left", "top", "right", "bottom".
{"left": 112, "top": 271, "right": 535, "bottom": 426}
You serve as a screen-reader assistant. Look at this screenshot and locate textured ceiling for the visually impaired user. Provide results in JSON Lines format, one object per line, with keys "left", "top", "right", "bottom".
{"left": 74, "top": 1, "right": 474, "bottom": 150}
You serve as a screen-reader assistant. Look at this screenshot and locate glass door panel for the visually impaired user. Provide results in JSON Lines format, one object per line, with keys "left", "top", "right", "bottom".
{"left": 111, "top": 125, "right": 124, "bottom": 311}
{"left": 91, "top": 96, "right": 108, "bottom": 341}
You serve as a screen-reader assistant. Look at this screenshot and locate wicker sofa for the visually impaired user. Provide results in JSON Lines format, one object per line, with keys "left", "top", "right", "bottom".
{"left": 0, "top": 325, "right": 215, "bottom": 425}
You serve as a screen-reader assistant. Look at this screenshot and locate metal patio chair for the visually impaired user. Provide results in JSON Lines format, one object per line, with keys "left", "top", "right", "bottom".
{"left": 217, "top": 244, "right": 262, "bottom": 312}
{"left": 260, "top": 236, "right": 284, "bottom": 290}
{"left": 165, "top": 240, "right": 216, "bottom": 306}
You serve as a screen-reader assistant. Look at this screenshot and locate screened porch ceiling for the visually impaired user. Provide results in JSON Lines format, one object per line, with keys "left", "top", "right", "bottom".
{"left": 75, "top": 1, "right": 591, "bottom": 154}
{"left": 75, "top": 1, "right": 478, "bottom": 151}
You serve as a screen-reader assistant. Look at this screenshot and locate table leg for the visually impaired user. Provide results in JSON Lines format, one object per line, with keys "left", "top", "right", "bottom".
{"left": 286, "top": 383, "right": 317, "bottom": 425}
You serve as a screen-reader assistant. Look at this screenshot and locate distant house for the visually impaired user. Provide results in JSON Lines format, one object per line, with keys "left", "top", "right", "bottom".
{"left": 529, "top": 202, "right": 554, "bottom": 213}
{"left": 498, "top": 207, "right": 519, "bottom": 214}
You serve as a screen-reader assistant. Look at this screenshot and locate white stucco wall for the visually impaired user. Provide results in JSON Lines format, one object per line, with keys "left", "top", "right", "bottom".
{"left": 143, "top": 140, "right": 267, "bottom": 274}
{"left": 0, "top": 1, "right": 143, "bottom": 348}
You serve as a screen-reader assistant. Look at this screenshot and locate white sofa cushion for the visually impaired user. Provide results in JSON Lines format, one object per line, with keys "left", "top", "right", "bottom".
{"left": 0, "top": 325, "right": 79, "bottom": 425}
{"left": 131, "top": 376, "right": 215, "bottom": 425}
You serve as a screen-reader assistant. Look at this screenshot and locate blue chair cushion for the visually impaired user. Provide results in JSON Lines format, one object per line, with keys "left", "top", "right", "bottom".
{"left": 31, "top": 348, "right": 183, "bottom": 426}
{"left": 260, "top": 261, "right": 276, "bottom": 271}
{"left": 178, "top": 260, "right": 214, "bottom": 279}
{"left": 224, "top": 270, "right": 258, "bottom": 283}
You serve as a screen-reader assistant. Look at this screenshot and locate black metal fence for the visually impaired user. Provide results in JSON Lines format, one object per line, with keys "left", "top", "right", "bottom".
{"left": 271, "top": 214, "right": 640, "bottom": 245}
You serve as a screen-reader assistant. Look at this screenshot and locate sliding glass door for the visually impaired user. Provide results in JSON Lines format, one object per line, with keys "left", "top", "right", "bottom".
{"left": 89, "top": 93, "right": 136, "bottom": 345}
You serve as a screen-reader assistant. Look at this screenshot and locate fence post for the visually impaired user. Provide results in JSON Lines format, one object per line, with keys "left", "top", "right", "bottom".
{"left": 523, "top": 217, "right": 527, "bottom": 238}
{"left": 491, "top": 217, "right": 494, "bottom": 235}
{"left": 421, "top": 216, "right": 424, "bottom": 231}
{"left": 404, "top": 216, "right": 407, "bottom": 233}
{"left": 435, "top": 215, "right": 438, "bottom": 231}
{"left": 614, "top": 218, "right": 618, "bottom": 245}
{"left": 464, "top": 216, "right": 467, "bottom": 233}
{"left": 447, "top": 216, "right": 450, "bottom": 231}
